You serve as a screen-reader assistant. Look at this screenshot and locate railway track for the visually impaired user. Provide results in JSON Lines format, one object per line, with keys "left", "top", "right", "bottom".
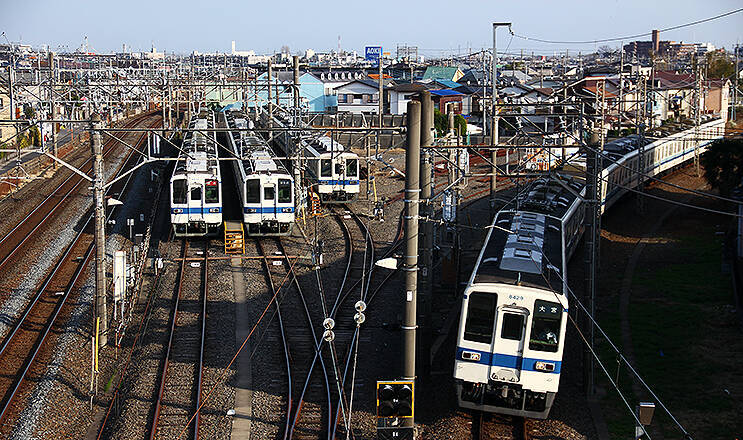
{"left": 149, "top": 239, "right": 208, "bottom": 440}
{"left": 257, "top": 236, "right": 333, "bottom": 440}
{"left": 0, "top": 113, "right": 154, "bottom": 277}
{"left": 0, "top": 114, "right": 161, "bottom": 429}
{"left": 471, "top": 411, "right": 528, "bottom": 440}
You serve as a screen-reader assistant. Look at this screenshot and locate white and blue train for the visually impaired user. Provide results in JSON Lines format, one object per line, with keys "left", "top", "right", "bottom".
{"left": 454, "top": 176, "right": 582, "bottom": 419}
{"left": 170, "top": 110, "right": 222, "bottom": 237}
{"left": 265, "top": 108, "right": 360, "bottom": 203}
{"left": 223, "top": 111, "right": 295, "bottom": 235}
{"left": 454, "top": 115, "right": 726, "bottom": 418}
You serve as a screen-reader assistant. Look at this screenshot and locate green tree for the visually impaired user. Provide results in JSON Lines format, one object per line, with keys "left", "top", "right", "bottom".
{"left": 433, "top": 108, "right": 468, "bottom": 139}
{"left": 702, "top": 138, "right": 743, "bottom": 196}
{"left": 434, "top": 108, "right": 447, "bottom": 137}
{"left": 706, "top": 52, "right": 734, "bottom": 79}
{"left": 23, "top": 104, "right": 35, "bottom": 120}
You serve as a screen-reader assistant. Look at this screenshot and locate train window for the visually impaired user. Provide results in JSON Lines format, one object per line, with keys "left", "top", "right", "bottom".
{"left": 190, "top": 186, "right": 202, "bottom": 201}
{"left": 529, "top": 300, "right": 562, "bottom": 352}
{"left": 321, "top": 159, "right": 332, "bottom": 177}
{"left": 172, "top": 179, "right": 187, "bottom": 204}
{"left": 501, "top": 313, "right": 524, "bottom": 341}
{"left": 346, "top": 159, "right": 358, "bottom": 177}
{"left": 463, "top": 292, "right": 496, "bottom": 344}
{"left": 205, "top": 182, "right": 219, "bottom": 204}
{"left": 246, "top": 179, "right": 260, "bottom": 203}
{"left": 278, "top": 179, "right": 291, "bottom": 203}
{"left": 335, "top": 163, "right": 343, "bottom": 175}
{"left": 264, "top": 186, "right": 275, "bottom": 200}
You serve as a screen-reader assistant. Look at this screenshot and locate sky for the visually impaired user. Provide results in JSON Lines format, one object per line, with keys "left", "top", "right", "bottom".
{"left": 1, "top": 0, "right": 742, "bottom": 57}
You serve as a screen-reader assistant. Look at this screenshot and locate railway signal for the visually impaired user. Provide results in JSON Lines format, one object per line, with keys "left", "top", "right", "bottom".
{"left": 376, "top": 380, "right": 414, "bottom": 439}
{"left": 376, "top": 380, "right": 414, "bottom": 419}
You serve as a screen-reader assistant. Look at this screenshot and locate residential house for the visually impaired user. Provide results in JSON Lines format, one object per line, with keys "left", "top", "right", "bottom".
{"left": 334, "top": 80, "right": 382, "bottom": 114}
{"left": 389, "top": 83, "right": 428, "bottom": 115}
{"left": 430, "top": 89, "right": 464, "bottom": 114}
{"left": 422, "top": 66, "right": 464, "bottom": 82}
{"left": 498, "top": 70, "right": 532, "bottom": 85}
{"left": 457, "top": 69, "right": 484, "bottom": 86}
{"left": 0, "top": 89, "right": 10, "bottom": 146}
{"left": 253, "top": 71, "right": 328, "bottom": 112}
{"left": 704, "top": 79, "right": 731, "bottom": 121}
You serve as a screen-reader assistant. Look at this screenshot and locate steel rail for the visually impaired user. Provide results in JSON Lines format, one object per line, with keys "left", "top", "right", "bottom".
{"left": 0, "top": 113, "right": 153, "bottom": 273}
{"left": 277, "top": 237, "right": 333, "bottom": 440}
{"left": 149, "top": 240, "right": 188, "bottom": 440}
{"left": 256, "top": 239, "right": 293, "bottom": 439}
{"left": 0, "top": 116, "right": 157, "bottom": 424}
{"left": 193, "top": 240, "right": 207, "bottom": 440}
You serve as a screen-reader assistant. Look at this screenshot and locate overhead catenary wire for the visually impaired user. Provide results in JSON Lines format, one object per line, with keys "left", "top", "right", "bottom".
{"left": 511, "top": 8, "right": 743, "bottom": 45}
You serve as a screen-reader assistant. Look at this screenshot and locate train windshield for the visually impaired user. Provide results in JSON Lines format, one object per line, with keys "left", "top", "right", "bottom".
{"left": 529, "top": 300, "right": 562, "bottom": 352}
{"left": 264, "top": 186, "right": 275, "bottom": 200}
{"left": 205, "top": 180, "right": 219, "bottom": 203}
{"left": 346, "top": 159, "right": 358, "bottom": 177}
{"left": 172, "top": 179, "right": 187, "bottom": 204}
{"left": 278, "top": 179, "right": 292, "bottom": 203}
{"left": 501, "top": 313, "right": 524, "bottom": 340}
{"left": 463, "top": 292, "right": 496, "bottom": 344}
{"left": 321, "top": 159, "right": 332, "bottom": 177}
{"left": 190, "top": 186, "right": 202, "bottom": 201}
{"left": 246, "top": 179, "right": 260, "bottom": 203}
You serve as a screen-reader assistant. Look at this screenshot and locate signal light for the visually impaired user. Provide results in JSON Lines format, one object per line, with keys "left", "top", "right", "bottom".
{"left": 376, "top": 380, "right": 414, "bottom": 419}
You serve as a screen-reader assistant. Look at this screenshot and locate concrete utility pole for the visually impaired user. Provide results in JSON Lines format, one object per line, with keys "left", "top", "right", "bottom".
{"left": 583, "top": 101, "right": 600, "bottom": 398}
{"left": 91, "top": 114, "right": 108, "bottom": 346}
{"left": 49, "top": 52, "right": 57, "bottom": 168}
{"left": 267, "top": 60, "right": 273, "bottom": 139}
{"left": 694, "top": 64, "right": 702, "bottom": 176}
{"left": 402, "top": 100, "right": 421, "bottom": 395}
{"left": 378, "top": 57, "right": 383, "bottom": 128}
{"left": 292, "top": 55, "right": 303, "bottom": 212}
{"left": 491, "top": 22, "right": 511, "bottom": 212}
{"left": 419, "top": 91, "right": 434, "bottom": 378}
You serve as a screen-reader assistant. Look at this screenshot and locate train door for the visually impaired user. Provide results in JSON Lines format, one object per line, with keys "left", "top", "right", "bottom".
{"left": 490, "top": 306, "right": 529, "bottom": 383}
{"left": 189, "top": 183, "right": 204, "bottom": 225}
{"left": 263, "top": 179, "right": 277, "bottom": 223}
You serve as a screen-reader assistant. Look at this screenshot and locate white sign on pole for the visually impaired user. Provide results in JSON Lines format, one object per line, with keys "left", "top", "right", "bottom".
{"left": 113, "top": 250, "right": 127, "bottom": 303}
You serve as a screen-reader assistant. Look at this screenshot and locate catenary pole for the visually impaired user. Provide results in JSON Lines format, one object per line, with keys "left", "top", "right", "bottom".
{"left": 419, "top": 91, "right": 434, "bottom": 378}
{"left": 402, "top": 100, "right": 421, "bottom": 392}
{"left": 91, "top": 114, "right": 108, "bottom": 346}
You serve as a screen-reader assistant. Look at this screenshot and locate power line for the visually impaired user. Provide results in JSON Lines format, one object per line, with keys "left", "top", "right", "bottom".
{"left": 511, "top": 8, "right": 743, "bottom": 45}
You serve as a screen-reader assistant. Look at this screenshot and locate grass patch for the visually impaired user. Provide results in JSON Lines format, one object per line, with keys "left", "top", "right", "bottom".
{"left": 598, "top": 230, "right": 742, "bottom": 439}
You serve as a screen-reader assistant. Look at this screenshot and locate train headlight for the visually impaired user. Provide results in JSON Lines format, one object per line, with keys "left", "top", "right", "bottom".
{"left": 209, "top": 208, "right": 220, "bottom": 213}
{"left": 461, "top": 351, "right": 481, "bottom": 362}
{"left": 172, "top": 208, "right": 183, "bottom": 214}
{"left": 535, "top": 361, "right": 555, "bottom": 372}
{"left": 246, "top": 208, "right": 257, "bottom": 213}
{"left": 282, "top": 208, "right": 293, "bottom": 213}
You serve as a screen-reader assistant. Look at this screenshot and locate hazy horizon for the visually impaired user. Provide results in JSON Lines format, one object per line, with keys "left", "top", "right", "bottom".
{"left": 2, "top": 1, "right": 741, "bottom": 57}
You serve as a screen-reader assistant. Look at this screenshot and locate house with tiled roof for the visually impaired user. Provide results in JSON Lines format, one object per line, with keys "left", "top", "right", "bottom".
{"left": 422, "top": 66, "right": 464, "bottom": 82}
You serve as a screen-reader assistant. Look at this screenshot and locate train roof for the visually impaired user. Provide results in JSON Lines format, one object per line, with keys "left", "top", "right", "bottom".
{"left": 225, "top": 111, "right": 290, "bottom": 176}
{"left": 598, "top": 115, "right": 721, "bottom": 167}
{"left": 472, "top": 176, "right": 581, "bottom": 291}
{"left": 473, "top": 211, "right": 564, "bottom": 292}
{"left": 174, "top": 112, "right": 219, "bottom": 176}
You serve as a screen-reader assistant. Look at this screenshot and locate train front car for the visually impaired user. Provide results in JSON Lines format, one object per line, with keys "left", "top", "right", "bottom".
{"left": 225, "top": 111, "right": 295, "bottom": 236}
{"left": 454, "top": 177, "right": 582, "bottom": 419}
{"left": 306, "top": 136, "right": 360, "bottom": 203}
{"left": 170, "top": 111, "right": 222, "bottom": 237}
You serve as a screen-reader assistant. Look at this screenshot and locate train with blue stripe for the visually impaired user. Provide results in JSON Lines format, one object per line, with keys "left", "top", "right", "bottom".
{"left": 223, "top": 110, "right": 295, "bottom": 236}
{"left": 263, "top": 108, "right": 360, "bottom": 203}
{"left": 170, "top": 110, "right": 223, "bottom": 237}
{"left": 454, "top": 115, "right": 725, "bottom": 418}
{"left": 454, "top": 176, "right": 582, "bottom": 419}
